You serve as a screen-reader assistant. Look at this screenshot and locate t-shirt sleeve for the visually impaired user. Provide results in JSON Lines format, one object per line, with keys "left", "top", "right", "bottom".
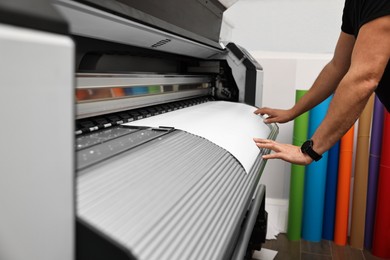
{"left": 360, "top": 0, "right": 390, "bottom": 29}
{"left": 341, "top": 0, "right": 390, "bottom": 36}
{"left": 341, "top": 0, "right": 354, "bottom": 35}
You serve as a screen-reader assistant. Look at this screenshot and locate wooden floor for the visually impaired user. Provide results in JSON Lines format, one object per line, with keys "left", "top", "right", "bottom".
{"left": 258, "top": 233, "right": 387, "bottom": 260}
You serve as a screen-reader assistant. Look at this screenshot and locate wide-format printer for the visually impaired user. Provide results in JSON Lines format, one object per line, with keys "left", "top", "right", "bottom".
{"left": 0, "top": 0, "right": 278, "bottom": 260}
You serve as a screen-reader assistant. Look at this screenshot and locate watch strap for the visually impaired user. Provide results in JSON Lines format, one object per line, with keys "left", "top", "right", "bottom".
{"left": 301, "top": 139, "right": 322, "bottom": 161}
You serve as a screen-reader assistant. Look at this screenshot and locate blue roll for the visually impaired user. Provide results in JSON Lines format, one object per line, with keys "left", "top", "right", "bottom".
{"left": 322, "top": 141, "right": 340, "bottom": 240}
{"left": 302, "top": 96, "right": 331, "bottom": 242}
{"left": 124, "top": 86, "right": 149, "bottom": 96}
{"left": 132, "top": 86, "right": 149, "bottom": 95}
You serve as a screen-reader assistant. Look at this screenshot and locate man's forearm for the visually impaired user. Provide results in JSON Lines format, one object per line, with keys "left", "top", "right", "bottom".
{"left": 310, "top": 15, "right": 390, "bottom": 155}
{"left": 310, "top": 73, "right": 375, "bottom": 155}
{"left": 291, "top": 32, "right": 355, "bottom": 119}
{"left": 291, "top": 60, "right": 348, "bottom": 118}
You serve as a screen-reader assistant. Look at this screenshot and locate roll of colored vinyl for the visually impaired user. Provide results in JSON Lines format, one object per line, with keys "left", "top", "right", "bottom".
{"left": 287, "top": 90, "right": 309, "bottom": 241}
{"left": 372, "top": 111, "right": 390, "bottom": 258}
{"left": 334, "top": 126, "right": 355, "bottom": 245}
{"left": 322, "top": 140, "right": 340, "bottom": 240}
{"left": 302, "top": 96, "right": 331, "bottom": 242}
{"left": 364, "top": 96, "right": 385, "bottom": 249}
{"left": 132, "top": 86, "right": 149, "bottom": 95}
{"left": 76, "top": 89, "right": 89, "bottom": 101}
{"left": 124, "top": 86, "right": 149, "bottom": 96}
{"left": 350, "top": 95, "right": 374, "bottom": 249}
{"left": 148, "top": 85, "right": 161, "bottom": 94}
{"left": 111, "top": 88, "right": 125, "bottom": 97}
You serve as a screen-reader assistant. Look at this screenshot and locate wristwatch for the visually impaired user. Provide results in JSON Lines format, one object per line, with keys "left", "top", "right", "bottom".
{"left": 301, "top": 139, "right": 322, "bottom": 161}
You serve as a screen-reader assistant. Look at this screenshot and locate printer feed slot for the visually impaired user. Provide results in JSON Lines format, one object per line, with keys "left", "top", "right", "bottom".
{"left": 76, "top": 74, "right": 212, "bottom": 103}
{"left": 76, "top": 74, "right": 214, "bottom": 118}
{"left": 76, "top": 83, "right": 210, "bottom": 103}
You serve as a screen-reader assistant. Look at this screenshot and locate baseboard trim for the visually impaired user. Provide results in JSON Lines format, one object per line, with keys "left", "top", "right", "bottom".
{"left": 265, "top": 198, "right": 289, "bottom": 239}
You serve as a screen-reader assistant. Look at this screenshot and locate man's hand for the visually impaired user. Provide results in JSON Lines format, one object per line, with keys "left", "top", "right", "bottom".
{"left": 253, "top": 138, "right": 313, "bottom": 165}
{"left": 254, "top": 107, "right": 295, "bottom": 124}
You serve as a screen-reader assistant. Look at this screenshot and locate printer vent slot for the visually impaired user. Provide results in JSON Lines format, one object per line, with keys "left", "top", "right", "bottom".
{"left": 151, "top": 38, "right": 171, "bottom": 48}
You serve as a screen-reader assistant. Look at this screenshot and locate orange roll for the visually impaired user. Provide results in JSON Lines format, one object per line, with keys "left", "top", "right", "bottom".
{"left": 76, "top": 89, "right": 89, "bottom": 101}
{"left": 334, "top": 126, "right": 355, "bottom": 245}
{"left": 111, "top": 88, "right": 125, "bottom": 97}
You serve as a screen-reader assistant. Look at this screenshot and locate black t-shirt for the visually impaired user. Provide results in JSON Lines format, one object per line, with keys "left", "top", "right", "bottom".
{"left": 341, "top": 0, "right": 390, "bottom": 112}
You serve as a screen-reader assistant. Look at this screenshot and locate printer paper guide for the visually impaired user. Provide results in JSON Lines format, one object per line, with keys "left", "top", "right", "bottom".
{"left": 123, "top": 101, "right": 271, "bottom": 173}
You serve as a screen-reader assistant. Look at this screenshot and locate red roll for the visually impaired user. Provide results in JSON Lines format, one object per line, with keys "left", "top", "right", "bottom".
{"left": 372, "top": 111, "right": 390, "bottom": 258}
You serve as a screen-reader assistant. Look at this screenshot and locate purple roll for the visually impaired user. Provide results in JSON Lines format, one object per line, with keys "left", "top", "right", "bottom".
{"left": 364, "top": 96, "right": 385, "bottom": 249}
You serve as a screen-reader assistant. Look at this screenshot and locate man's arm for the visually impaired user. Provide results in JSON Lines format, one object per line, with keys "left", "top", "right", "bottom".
{"left": 255, "top": 15, "right": 390, "bottom": 165}
{"left": 311, "top": 15, "right": 390, "bottom": 155}
{"left": 254, "top": 32, "right": 355, "bottom": 124}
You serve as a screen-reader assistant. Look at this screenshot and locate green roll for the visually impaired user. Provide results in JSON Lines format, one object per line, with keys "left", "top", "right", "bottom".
{"left": 148, "top": 85, "right": 161, "bottom": 94}
{"left": 287, "top": 89, "right": 309, "bottom": 241}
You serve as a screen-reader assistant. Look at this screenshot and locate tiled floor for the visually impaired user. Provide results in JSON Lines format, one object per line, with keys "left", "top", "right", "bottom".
{"left": 257, "top": 233, "right": 387, "bottom": 260}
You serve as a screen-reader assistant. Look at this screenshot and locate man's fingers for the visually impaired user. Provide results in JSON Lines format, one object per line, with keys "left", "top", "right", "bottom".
{"left": 253, "top": 140, "right": 311, "bottom": 165}
{"left": 263, "top": 117, "right": 278, "bottom": 124}
{"left": 254, "top": 140, "right": 281, "bottom": 152}
{"left": 253, "top": 107, "right": 280, "bottom": 124}
{"left": 253, "top": 138, "right": 275, "bottom": 146}
{"left": 253, "top": 137, "right": 273, "bottom": 143}
{"left": 262, "top": 153, "right": 280, "bottom": 160}
{"left": 255, "top": 142, "right": 272, "bottom": 149}
{"left": 254, "top": 107, "right": 271, "bottom": 115}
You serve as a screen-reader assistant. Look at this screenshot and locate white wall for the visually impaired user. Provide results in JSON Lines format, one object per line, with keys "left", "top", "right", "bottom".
{"left": 254, "top": 52, "right": 332, "bottom": 200}
{"left": 222, "top": 0, "right": 343, "bottom": 200}
{"left": 222, "top": 0, "right": 344, "bottom": 53}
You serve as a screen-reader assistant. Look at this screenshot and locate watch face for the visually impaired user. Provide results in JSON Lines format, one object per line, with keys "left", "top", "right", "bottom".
{"left": 301, "top": 140, "right": 313, "bottom": 152}
{"left": 301, "top": 139, "right": 322, "bottom": 161}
